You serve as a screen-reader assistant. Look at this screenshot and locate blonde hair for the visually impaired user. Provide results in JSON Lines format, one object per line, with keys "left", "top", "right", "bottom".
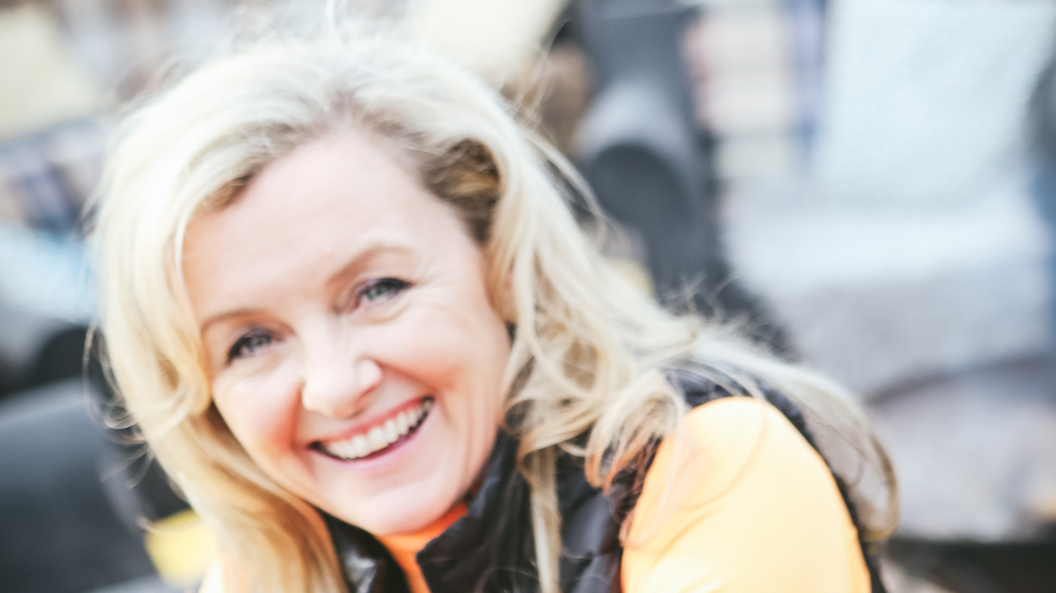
{"left": 93, "top": 28, "right": 897, "bottom": 593}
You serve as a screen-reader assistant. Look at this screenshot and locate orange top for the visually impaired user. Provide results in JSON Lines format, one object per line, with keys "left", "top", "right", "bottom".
{"left": 201, "top": 398, "right": 870, "bottom": 593}
{"left": 376, "top": 504, "right": 467, "bottom": 593}
{"left": 620, "top": 397, "right": 870, "bottom": 592}
{"left": 379, "top": 398, "right": 870, "bottom": 593}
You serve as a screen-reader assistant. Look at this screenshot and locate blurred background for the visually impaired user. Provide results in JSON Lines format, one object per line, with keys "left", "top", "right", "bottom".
{"left": 2, "top": 0, "right": 1055, "bottom": 591}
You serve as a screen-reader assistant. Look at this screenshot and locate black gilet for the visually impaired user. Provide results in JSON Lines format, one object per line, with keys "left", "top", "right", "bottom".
{"left": 324, "top": 372, "right": 887, "bottom": 593}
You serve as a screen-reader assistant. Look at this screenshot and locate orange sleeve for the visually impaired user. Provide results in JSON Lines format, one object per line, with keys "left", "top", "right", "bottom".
{"left": 621, "top": 398, "right": 871, "bottom": 593}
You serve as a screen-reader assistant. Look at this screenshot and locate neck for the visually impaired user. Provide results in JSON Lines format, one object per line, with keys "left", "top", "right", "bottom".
{"left": 375, "top": 504, "right": 468, "bottom": 593}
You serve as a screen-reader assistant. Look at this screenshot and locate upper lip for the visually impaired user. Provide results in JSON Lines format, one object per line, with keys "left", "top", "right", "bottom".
{"left": 311, "top": 397, "right": 428, "bottom": 446}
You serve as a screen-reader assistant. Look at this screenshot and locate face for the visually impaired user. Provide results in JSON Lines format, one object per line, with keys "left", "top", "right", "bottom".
{"left": 183, "top": 131, "right": 511, "bottom": 535}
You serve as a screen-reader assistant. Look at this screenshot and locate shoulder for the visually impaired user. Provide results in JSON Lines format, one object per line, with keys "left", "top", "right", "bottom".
{"left": 627, "top": 397, "right": 837, "bottom": 531}
{"left": 681, "top": 396, "right": 834, "bottom": 503}
{"left": 622, "top": 397, "right": 871, "bottom": 593}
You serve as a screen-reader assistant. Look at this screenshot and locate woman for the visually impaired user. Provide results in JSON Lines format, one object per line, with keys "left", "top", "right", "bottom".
{"left": 93, "top": 28, "right": 897, "bottom": 593}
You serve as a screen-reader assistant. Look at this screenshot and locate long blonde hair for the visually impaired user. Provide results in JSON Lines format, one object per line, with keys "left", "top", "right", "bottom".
{"left": 93, "top": 28, "right": 897, "bottom": 593}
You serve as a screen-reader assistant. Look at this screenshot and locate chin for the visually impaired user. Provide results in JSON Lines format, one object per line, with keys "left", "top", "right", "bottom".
{"left": 333, "top": 476, "right": 465, "bottom": 537}
{"left": 381, "top": 502, "right": 452, "bottom": 535}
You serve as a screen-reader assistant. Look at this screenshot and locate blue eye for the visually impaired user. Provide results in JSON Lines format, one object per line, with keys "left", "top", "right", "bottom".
{"left": 356, "top": 278, "right": 410, "bottom": 307}
{"left": 228, "top": 330, "right": 275, "bottom": 362}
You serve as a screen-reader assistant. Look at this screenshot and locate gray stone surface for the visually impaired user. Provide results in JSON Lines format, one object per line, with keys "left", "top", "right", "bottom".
{"left": 869, "top": 357, "right": 1056, "bottom": 541}
{"left": 724, "top": 186, "right": 1050, "bottom": 399}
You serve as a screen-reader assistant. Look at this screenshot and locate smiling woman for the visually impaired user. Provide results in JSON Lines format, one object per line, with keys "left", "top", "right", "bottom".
{"left": 92, "top": 24, "right": 897, "bottom": 593}
{"left": 184, "top": 131, "right": 510, "bottom": 538}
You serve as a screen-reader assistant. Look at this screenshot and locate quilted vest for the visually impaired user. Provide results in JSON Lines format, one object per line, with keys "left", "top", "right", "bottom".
{"left": 325, "top": 372, "right": 887, "bottom": 593}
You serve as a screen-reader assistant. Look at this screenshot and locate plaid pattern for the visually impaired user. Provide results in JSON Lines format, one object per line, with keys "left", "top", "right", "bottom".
{"left": 0, "top": 0, "right": 248, "bottom": 232}
{"left": 0, "top": 0, "right": 331, "bottom": 232}
{"left": 784, "top": 0, "right": 826, "bottom": 151}
{"left": 0, "top": 117, "right": 106, "bottom": 233}
{"left": 685, "top": 0, "right": 827, "bottom": 183}
{"left": 0, "top": 0, "right": 393, "bottom": 233}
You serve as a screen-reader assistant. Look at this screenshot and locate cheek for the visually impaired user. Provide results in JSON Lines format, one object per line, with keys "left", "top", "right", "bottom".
{"left": 382, "top": 306, "right": 509, "bottom": 393}
{"left": 213, "top": 371, "right": 301, "bottom": 460}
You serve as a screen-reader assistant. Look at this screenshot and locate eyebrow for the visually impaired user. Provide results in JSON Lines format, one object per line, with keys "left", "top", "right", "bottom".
{"left": 199, "top": 308, "right": 257, "bottom": 335}
{"left": 196, "top": 240, "right": 417, "bottom": 335}
{"left": 323, "top": 242, "right": 416, "bottom": 291}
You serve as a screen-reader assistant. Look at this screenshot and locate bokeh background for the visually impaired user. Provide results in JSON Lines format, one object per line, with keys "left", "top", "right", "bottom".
{"left": 2, "top": 0, "right": 1055, "bottom": 591}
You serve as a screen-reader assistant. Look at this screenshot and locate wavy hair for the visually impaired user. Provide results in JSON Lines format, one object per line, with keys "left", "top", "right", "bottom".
{"left": 93, "top": 28, "right": 897, "bottom": 593}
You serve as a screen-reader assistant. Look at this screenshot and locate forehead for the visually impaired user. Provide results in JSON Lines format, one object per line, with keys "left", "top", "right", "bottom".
{"left": 182, "top": 131, "right": 470, "bottom": 294}
{"left": 200, "top": 131, "right": 424, "bottom": 235}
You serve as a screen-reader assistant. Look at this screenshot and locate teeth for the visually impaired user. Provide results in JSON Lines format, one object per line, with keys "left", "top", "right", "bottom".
{"left": 322, "top": 399, "right": 432, "bottom": 460}
{"left": 367, "top": 426, "right": 386, "bottom": 451}
{"left": 330, "top": 440, "right": 352, "bottom": 458}
{"left": 384, "top": 419, "right": 398, "bottom": 442}
{"left": 352, "top": 435, "right": 370, "bottom": 458}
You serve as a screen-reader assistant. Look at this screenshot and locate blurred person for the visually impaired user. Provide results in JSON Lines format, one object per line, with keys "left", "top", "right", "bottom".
{"left": 1031, "top": 50, "right": 1056, "bottom": 377}
{"left": 91, "top": 23, "right": 896, "bottom": 593}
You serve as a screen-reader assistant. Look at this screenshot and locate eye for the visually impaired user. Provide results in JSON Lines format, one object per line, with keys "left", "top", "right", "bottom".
{"left": 355, "top": 277, "right": 410, "bottom": 308}
{"left": 227, "top": 329, "right": 278, "bottom": 362}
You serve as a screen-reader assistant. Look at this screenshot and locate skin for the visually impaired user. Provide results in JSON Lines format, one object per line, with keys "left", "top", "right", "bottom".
{"left": 183, "top": 131, "right": 511, "bottom": 536}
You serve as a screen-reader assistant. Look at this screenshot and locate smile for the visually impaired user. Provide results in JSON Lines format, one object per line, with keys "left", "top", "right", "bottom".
{"left": 314, "top": 397, "right": 433, "bottom": 461}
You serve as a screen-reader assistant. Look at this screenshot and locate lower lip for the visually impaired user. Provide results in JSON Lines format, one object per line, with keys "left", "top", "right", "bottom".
{"left": 314, "top": 401, "right": 433, "bottom": 472}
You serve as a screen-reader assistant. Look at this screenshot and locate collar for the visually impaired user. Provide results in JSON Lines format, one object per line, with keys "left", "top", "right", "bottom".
{"left": 326, "top": 431, "right": 527, "bottom": 593}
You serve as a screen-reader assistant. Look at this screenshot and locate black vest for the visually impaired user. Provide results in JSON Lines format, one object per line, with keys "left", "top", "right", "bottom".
{"left": 325, "top": 373, "right": 887, "bottom": 593}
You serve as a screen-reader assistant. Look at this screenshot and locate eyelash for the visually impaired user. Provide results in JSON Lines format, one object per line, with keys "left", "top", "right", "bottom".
{"left": 225, "top": 278, "right": 410, "bottom": 363}
{"left": 227, "top": 329, "right": 276, "bottom": 362}
{"left": 353, "top": 277, "right": 410, "bottom": 309}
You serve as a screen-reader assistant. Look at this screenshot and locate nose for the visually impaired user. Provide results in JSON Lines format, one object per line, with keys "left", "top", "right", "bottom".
{"left": 300, "top": 334, "right": 382, "bottom": 419}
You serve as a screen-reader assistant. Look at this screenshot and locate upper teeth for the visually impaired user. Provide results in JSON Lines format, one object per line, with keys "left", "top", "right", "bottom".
{"left": 323, "top": 399, "right": 432, "bottom": 460}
